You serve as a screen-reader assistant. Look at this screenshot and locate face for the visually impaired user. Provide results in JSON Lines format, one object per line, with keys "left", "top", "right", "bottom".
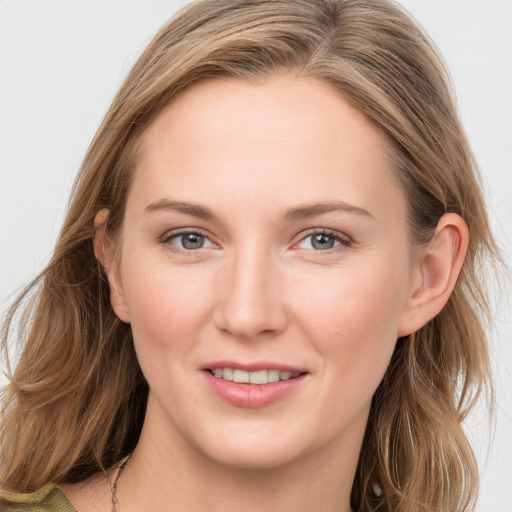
{"left": 108, "top": 74, "right": 418, "bottom": 470}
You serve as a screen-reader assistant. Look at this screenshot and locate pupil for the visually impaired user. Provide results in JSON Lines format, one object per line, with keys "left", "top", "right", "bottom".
{"left": 182, "top": 233, "right": 204, "bottom": 250}
{"left": 312, "top": 233, "right": 334, "bottom": 250}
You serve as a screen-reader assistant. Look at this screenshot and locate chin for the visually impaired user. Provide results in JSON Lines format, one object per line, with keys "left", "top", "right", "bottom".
{"left": 203, "top": 442, "right": 306, "bottom": 471}
{"left": 189, "top": 423, "right": 313, "bottom": 470}
{"left": 195, "top": 418, "right": 348, "bottom": 473}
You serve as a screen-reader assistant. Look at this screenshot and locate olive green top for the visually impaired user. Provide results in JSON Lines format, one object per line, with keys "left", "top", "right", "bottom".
{"left": 0, "top": 485, "right": 76, "bottom": 511}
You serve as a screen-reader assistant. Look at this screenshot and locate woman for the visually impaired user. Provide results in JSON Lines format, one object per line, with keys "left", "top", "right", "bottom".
{"left": 0, "top": 0, "right": 500, "bottom": 511}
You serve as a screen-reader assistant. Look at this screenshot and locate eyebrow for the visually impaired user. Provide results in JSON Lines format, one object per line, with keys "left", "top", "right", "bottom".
{"left": 284, "top": 200, "right": 373, "bottom": 220}
{"left": 144, "top": 198, "right": 373, "bottom": 221}
{"left": 145, "top": 199, "right": 215, "bottom": 219}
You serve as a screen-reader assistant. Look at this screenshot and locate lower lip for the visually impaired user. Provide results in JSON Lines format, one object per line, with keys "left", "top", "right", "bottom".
{"left": 203, "top": 371, "right": 306, "bottom": 408}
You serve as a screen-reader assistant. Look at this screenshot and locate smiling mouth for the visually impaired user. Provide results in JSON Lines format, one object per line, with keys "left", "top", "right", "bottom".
{"left": 207, "top": 368, "right": 303, "bottom": 384}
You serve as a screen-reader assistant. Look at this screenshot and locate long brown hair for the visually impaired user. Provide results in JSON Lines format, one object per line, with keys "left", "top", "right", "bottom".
{"left": 1, "top": 1, "right": 499, "bottom": 510}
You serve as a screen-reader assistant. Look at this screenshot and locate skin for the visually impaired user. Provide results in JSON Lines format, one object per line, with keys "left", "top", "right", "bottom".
{"left": 61, "top": 73, "right": 468, "bottom": 512}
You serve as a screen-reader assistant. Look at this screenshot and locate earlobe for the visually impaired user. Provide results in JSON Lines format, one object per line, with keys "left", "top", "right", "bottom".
{"left": 398, "top": 213, "right": 469, "bottom": 337}
{"left": 93, "top": 209, "right": 131, "bottom": 323}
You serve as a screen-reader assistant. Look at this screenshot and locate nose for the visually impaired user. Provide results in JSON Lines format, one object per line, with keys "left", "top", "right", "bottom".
{"left": 213, "top": 245, "right": 288, "bottom": 340}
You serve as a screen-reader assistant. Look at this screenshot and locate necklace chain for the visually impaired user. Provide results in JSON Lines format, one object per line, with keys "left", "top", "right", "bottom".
{"left": 108, "top": 453, "right": 358, "bottom": 510}
{"left": 111, "top": 454, "right": 131, "bottom": 512}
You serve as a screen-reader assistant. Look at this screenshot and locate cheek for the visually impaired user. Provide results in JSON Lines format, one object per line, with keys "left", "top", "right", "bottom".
{"left": 290, "top": 257, "right": 409, "bottom": 379}
{"left": 120, "top": 252, "right": 215, "bottom": 354}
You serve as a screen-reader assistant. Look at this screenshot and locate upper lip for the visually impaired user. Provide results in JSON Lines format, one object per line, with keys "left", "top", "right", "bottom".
{"left": 202, "top": 360, "right": 308, "bottom": 373}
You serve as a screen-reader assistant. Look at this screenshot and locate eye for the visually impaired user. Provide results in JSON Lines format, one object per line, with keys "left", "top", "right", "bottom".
{"left": 163, "top": 230, "right": 215, "bottom": 252}
{"left": 296, "top": 230, "right": 351, "bottom": 252}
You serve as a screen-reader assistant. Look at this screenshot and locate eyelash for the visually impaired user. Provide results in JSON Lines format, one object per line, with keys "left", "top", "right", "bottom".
{"left": 297, "top": 228, "right": 352, "bottom": 254}
{"left": 161, "top": 228, "right": 214, "bottom": 256}
{"left": 160, "top": 228, "right": 352, "bottom": 255}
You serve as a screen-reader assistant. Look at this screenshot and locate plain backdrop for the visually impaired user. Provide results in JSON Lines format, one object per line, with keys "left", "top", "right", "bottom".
{"left": 0, "top": 1, "right": 510, "bottom": 511}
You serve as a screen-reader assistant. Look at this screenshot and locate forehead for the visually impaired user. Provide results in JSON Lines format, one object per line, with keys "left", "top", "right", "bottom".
{"left": 131, "top": 74, "right": 406, "bottom": 225}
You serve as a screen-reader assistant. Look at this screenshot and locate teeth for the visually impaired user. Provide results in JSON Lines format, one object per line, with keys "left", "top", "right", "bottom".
{"left": 223, "top": 368, "right": 234, "bottom": 381}
{"left": 210, "top": 368, "right": 300, "bottom": 384}
{"left": 268, "top": 369, "right": 280, "bottom": 383}
{"left": 249, "top": 370, "right": 267, "bottom": 384}
{"left": 233, "top": 369, "right": 249, "bottom": 383}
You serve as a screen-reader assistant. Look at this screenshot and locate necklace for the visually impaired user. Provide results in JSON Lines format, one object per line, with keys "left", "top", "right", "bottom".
{"left": 110, "top": 454, "right": 131, "bottom": 512}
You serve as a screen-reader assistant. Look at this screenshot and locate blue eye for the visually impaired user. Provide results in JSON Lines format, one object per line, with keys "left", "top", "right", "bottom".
{"left": 164, "top": 231, "right": 213, "bottom": 251}
{"left": 310, "top": 233, "right": 337, "bottom": 250}
{"left": 161, "top": 229, "right": 350, "bottom": 254}
{"left": 176, "top": 233, "right": 205, "bottom": 250}
{"left": 297, "top": 231, "right": 351, "bottom": 251}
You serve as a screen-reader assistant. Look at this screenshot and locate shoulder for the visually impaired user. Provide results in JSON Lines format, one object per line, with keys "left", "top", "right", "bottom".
{"left": 0, "top": 485, "right": 77, "bottom": 512}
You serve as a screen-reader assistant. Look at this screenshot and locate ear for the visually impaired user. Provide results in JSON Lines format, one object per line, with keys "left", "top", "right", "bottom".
{"left": 398, "top": 213, "right": 469, "bottom": 337}
{"left": 93, "top": 209, "right": 131, "bottom": 323}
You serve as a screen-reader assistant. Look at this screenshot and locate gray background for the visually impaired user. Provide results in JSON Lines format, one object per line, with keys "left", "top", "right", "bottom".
{"left": 1, "top": 1, "right": 510, "bottom": 510}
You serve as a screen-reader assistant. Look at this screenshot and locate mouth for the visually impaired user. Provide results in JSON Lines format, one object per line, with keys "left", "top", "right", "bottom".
{"left": 204, "top": 366, "right": 307, "bottom": 408}
{"left": 202, "top": 361, "right": 308, "bottom": 407}
{"left": 207, "top": 367, "right": 303, "bottom": 384}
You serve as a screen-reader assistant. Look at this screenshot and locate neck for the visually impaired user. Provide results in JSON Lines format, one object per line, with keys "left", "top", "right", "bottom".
{"left": 122, "top": 446, "right": 354, "bottom": 512}
{"left": 118, "top": 407, "right": 362, "bottom": 512}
